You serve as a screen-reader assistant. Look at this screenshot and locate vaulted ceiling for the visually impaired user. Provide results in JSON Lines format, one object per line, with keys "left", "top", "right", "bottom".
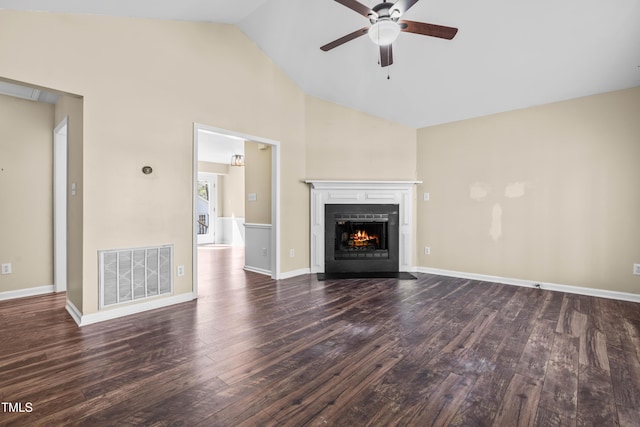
{"left": 1, "top": 0, "right": 639, "bottom": 128}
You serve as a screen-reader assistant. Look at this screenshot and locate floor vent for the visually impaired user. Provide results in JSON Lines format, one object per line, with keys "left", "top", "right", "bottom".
{"left": 99, "top": 245, "right": 173, "bottom": 308}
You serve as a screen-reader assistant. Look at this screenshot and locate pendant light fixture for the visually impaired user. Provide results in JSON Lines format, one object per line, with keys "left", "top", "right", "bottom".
{"left": 230, "top": 154, "right": 245, "bottom": 167}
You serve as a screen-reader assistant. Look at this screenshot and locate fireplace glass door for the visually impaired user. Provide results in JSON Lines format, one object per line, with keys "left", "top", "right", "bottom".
{"left": 325, "top": 204, "right": 399, "bottom": 274}
{"left": 334, "top": 215, "right": 389, "bottom": 260}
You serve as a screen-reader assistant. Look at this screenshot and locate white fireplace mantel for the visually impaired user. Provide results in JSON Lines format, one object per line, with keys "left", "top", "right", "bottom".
{"left": 305, "top": 180, "right": 421, "bottom": 274}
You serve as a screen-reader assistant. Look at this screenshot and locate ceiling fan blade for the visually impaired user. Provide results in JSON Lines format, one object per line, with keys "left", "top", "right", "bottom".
{"left": 380, "top": 44, "right": 393, "bottom": 67}
{"left": 391, "top": 0, "right": 421, "bottom": 16}
{"left": 334, "top": 0, "right": 375, "bottom": 18}
{"left": 399, "top": 20, "right": 458, "bottom": 40}
{"left": 320, "top": 27, "right": 370, "bottom": 51}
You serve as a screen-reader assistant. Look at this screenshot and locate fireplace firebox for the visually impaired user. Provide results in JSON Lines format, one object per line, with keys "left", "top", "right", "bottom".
{"left": 325, "top": 204, "right": 399, "bottom": 274}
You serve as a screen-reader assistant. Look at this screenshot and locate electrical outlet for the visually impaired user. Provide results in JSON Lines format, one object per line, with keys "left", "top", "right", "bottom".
{"left": 177, "top": 265, "right": 185, "bottom": 277}
{"left": 424, "top": 247, "right": 430, "bottom": 255}
{"left": 262, "top": 248, "right": 268, "bottom": 256}
{"left": 1, "top": 263, "right": 11, "bottom": 275}
{"left": 423, "top": 192, "right": 430, "bottom": 201}
{"left": 289, "top": 249, "right": 295, "bottom": 258}
{"left": 634, "top": 264, "right": 640, "bottom": 276}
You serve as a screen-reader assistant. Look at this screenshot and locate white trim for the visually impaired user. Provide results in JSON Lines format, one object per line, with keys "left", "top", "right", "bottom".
{"left": 53, "top": 117, "right": 68, "bottom": 293}
{"left": 244, "top": 223, "right": 272, "bottom": 229}
{"left": 65, "top": 298, "right": 82, "bottom": 325}
{"left": 416, "top": 267, "right": 640, "bottom": 303}
{"left": 193, "top": 126, "right": 199, "bottom": 298}
{"left": 306, "top": 180, "right": 421, "bottom": 274}
{"left": 193, "top": 123, "right": 282, "bottom": 292}
{"left": 278, "top": 268, "right": 311, "bottom": 280}
{"left": 305, "top": 180, "right": 422, "bottom": 189}
{"left": 243, "top": 266, "right": 272, "bottom": 276}
{"left": 272, "top": 137, "right": 281, "bottom": 279}
{"left": 0, "top": 285, "right": 54, "bottom": 301}
{"left": 68, "top": 292, "right": 196, "bottom": 327}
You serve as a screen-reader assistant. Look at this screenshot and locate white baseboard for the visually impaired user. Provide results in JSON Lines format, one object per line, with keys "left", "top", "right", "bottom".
{"left": 416, "top": 267, "right": 640, "bottom": 303}
{"left": 67, "top": 292, "right": 197, "bottom": 327}
{"left": 0, "top": 285, "right": 54, "bottom": 301}
{"left": 243, "top": 266, "right": 310, "bottom": 280}
{"left": 65, "top": 299, "right": 82, "bottom": 325}
{"left": 278, "top": 268, "right": 311, "bottom": 280}
{"left": 244, "top": 265, "right": 271, "bottom": 276}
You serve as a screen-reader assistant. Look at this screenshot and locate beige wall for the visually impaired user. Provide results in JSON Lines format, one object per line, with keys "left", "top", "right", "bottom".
{"left": 305, "top": 96, "right": 417, "bottom": 180}
{"left": 417, "top": 87, "right": 640, "bottom": 294}
{"left": 221, "top": 165, "right": 245, "bottom": 218}
{"left": 0, "top": 10, "right": 307, "bottom": 314}
{"left": 0, "top": 13, "right": 419, "bottom": 308}
{"left": 198, "top": 161, "right": 228, "bottom": 175}
{"left": 0, "top": 94, "right": 54, "bottom": 292}
{"left": 244, "top": 142, "right": 271, "bottom": 224}
{"left": 54, "top": 94, "right": 83, "bottom": 310}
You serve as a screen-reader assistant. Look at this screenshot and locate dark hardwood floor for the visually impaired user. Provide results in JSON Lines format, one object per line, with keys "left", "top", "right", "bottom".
{"left": 1, "top": 246, "right": 640, "bottom": 426}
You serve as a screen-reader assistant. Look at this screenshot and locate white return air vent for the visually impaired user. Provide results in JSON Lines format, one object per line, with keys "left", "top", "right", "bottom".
{"left": 99, "top": 245, "right": 173, "bottom": 309}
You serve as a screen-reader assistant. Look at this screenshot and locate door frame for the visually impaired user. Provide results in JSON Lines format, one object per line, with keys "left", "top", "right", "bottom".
{"left": 192, "top": 123, "right": 281, "bottom": 297}
{"left": 53, "top": 117, "right": 68, "bottom": 293}
{"left": 196, "top": 172, "right": 218, "bottom": 245}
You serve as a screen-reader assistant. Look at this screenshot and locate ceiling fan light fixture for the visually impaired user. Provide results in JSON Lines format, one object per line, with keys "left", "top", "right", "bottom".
{"left": 368, "top": 20, "right": 400, "bottom": 46}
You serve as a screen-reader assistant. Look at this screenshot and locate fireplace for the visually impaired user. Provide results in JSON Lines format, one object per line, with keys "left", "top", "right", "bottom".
{"left": 325, "top": 204, "right": 399, "bottom": 273}
{"left": 306, "top": 180, "right": 420, "bottom": 277}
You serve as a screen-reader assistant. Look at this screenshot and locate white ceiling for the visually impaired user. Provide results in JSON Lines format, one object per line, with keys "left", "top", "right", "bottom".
{"left": 1, "top": 0, "right": 639, "bottom": 128}
{"left": 0, "top": 0, "right": 271, "bottom": 24}
{"left": 198, "top": 129, "right": 245, "bottom": 164}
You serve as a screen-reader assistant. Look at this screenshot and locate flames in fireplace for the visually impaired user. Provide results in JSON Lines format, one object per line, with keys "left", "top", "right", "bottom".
{"left": 336, "top": 218, "right": 386, "bottom": 253}
{"left": 347, "top": 230, "right": 379, "bottom": 247}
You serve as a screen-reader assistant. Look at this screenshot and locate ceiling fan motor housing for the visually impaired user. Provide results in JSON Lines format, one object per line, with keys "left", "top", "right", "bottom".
{"left": 369, "top": 2, "right": 398, "bottom": 24}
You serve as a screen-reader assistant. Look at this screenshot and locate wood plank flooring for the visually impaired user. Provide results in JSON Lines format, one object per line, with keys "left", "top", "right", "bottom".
{"left": 1, "top": 245, "right": 640, "bottom": 426}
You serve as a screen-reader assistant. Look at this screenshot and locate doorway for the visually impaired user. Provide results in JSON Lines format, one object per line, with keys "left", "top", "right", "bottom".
{"left": 192, "top": 123, "right": 281, "bottom": 297}
{"left": 196, "top": 172, "right": 217, "bottom": 245}
{"left": 53, "top": 117, "right": 68, "bottom": 293}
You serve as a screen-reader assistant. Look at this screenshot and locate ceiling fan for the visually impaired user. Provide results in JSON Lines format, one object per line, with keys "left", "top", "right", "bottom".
{"left": 320, "top": 0, "right": 458, "bottom": 67}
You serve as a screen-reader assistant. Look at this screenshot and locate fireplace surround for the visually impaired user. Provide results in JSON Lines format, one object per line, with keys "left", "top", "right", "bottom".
{"left": 306, "top": 180, "right": 420, "bottom": 276}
